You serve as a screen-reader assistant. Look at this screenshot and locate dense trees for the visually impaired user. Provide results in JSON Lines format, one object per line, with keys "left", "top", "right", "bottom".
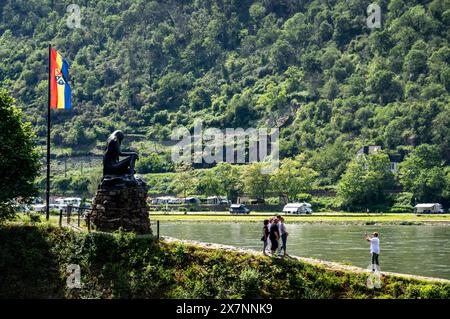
{"left": 0, "top": 0, "right": 449, "bottom": 208}
{"left": 173, "top": 164, "right": 197, "bottom": 200}
{"left": 399, "top": 144, "right": 449, "bottom": 204}
{"left": 0, "top": 0, "right": 447, "bottom": 164}
{"left": 337, "top": 152, "right": 395, "bottom": 210}
{"left": 0, "top": 89, "right": 40, "bottom": 220}
{"left": 197, "top": 169, "right": 223, "bottom": 198}
{"left": 241, "top": 162, "right": 271, "bottom": 200}
{"left": 213, "top": 163, "right": 243, "bottom": 202}
{"left": 270, "top": 156, "right": 317, "bottom": 203}
{"left": 136, "top": 152, "right": 174, "bottom": 174}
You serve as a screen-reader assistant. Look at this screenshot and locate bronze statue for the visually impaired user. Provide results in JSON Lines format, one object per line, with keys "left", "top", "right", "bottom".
{"left": 103, "top": 130, "right": 139, "bottom": 176}
{"left": 91, "top": 130, "right": 150, "bottom": 233}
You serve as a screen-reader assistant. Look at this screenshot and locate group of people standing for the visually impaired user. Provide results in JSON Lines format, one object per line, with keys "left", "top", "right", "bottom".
{"left": 261, "top": 215, "right": 289, "bottom": 257}
{"left": 260, "top": 217, "right": 381, "bottom": 271}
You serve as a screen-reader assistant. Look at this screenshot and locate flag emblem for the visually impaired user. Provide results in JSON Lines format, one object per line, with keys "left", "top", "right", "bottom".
{"left": 50, "top": 48, "right": 71, "bottom": 109}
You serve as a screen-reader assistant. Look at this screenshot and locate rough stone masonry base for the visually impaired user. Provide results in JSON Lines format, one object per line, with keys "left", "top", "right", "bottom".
{"left": 90, "top": 185, "right": 151, "bottom": 234}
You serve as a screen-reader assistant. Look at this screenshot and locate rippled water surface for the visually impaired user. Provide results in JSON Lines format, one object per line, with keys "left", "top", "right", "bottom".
{"left": 160, "top": 222, "right": 450, "bottom": 279}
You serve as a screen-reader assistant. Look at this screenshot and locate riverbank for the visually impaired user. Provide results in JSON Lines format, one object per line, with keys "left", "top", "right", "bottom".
{"left": 16, "top": 212, "right": 450, "bottom": 226}
{"left": 149, "top": 212, "right": 450, "bottom": 225}
{"left": 0, "top": 224, "right": 449, "bottom": 298}
{"left": 162, "top": 236, "right": 450, "bottom": 284}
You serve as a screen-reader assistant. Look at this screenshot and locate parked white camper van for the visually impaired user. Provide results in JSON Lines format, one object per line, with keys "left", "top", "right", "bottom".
{"left": 414, "top": 203, "right": 444, "bottom": 214}
{"left": 283, "top": 203, "right": 312, "bottom": 215}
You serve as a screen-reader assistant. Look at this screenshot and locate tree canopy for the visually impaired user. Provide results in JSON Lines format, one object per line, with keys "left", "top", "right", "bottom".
{"left": 0, "top": 0, "right": 447, "bottom": 166}
{"left": 337, "top": 152, "right": 395, "bottom": 210}
{"left": 399, "top": 144, "right": 448, "bottom": 203}
{"left": 0, "top": 0, "right": 449, "bottom": 206}
{"left": 0, "top": 89, "right": 40, "bottom": 220}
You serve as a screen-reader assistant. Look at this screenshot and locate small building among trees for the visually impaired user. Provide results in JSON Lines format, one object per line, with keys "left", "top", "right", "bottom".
{"left": 357, "top": 145, "right": 407, "bottom": 173}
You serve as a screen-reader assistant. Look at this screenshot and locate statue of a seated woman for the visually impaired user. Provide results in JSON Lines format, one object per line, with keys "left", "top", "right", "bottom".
{"left": 103, "top": 130, "right": 139, "bottom": 176}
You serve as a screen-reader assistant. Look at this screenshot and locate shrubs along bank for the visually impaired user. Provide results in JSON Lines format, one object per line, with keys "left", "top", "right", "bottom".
{"left": 0, "top": 224, "right": 449, "bottom": 299}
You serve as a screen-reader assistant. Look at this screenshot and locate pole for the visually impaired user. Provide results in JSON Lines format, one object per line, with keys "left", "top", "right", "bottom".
{"left": 67, "top": 205, "right": 71, "bottom": 225}
{"left": 46, "top": 44, "right": 51, "bottom": 221}
{"left": 157, "top": 220, "right": 160, "bottom": 241}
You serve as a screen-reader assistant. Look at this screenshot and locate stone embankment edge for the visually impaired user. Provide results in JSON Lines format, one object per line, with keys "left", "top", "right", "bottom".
{"left": 161, "top": 236, "right": 450, "bottom": 284}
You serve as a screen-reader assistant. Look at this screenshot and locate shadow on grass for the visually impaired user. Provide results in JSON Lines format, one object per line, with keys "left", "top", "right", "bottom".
{"left": 0, "top": 225, "right": 65, "bottom": 298}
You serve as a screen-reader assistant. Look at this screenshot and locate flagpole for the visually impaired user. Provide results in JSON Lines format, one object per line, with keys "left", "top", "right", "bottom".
{"left": 46, "top": 44, "right": 51, "bottom": 221}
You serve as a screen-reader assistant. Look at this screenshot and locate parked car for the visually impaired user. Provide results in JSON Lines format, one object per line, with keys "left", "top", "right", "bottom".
{"left": 13, "top": 203, "right": 31, "bottom": 212}
{"left": 282, "top": 202, "right": 313, "bottom": 215}
{"left": 151, "top": 197, "right": 183, "bottom": 205}
{"left": 31, "top": 197, "right": 44, "bottom": 204}
{"left": 184, "top": 197, "right": 201, "bottom": 205}
{"left": 207, "top": 196, "right": 230, "bottom": 205}
{"left": 55, "top": 197, "right": 82, "bottom": 207}
{"left": 31, "top": 204, "right": 46, "bottom": 212}
{"left": 229, "top": 204, "right": 250, "bottom": 214}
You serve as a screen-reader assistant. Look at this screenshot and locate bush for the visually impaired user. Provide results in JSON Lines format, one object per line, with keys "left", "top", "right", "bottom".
{"left": 389, "top": 205, "right": 413, "bottom": 213}
{"left": 136, "top": 153, "right": 174, "bottom": 174}
{"left": 418, "top": 284, "right": 449, "bottom": 299}
{"left": 236, "top": 268, "right": 261, "bottom": 298}
{"left": 265, "top": 197, "right": 280, "bottom": 205}
{"left": 51, "top": 174, "right": 90, "bottom": 196}
{"left": 296, "top": 193, "right": 312, "bottom": 202}
{"left": 393, "top": 192, "right": 414, "bottom": 206}
{"left": 0, "top": 203, "right": 16, "bottom": 223}
{"left": 0, "top": 225, "right": 449, "bottom": 299}
{"left": 27, "top": 212, "right": 41, "bottom": 224}
{"left": 310, "top": 196, "right": 339, "bottom": 211}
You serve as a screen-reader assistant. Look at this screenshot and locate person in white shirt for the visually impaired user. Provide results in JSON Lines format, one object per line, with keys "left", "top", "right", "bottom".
{"left": 277, "top": 217, "right": 289, "bottom": 257}
{"left": 365, "top": 232, "right": 380, "bottom": 271}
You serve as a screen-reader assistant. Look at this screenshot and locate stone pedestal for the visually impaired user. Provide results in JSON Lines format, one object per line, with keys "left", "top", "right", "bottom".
{"left": 90, "top": 175, "right": 151, "bottom": 234}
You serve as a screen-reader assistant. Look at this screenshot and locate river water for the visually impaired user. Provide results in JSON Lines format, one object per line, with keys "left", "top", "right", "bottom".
{"left": 160, "top": 222, "right": 450, "bottom": 280}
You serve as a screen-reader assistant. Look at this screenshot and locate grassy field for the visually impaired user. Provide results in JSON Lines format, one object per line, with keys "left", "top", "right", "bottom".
{"left": 149, "top": 212, "right": 450, "bottom": 224}
{"left": 18, "top": 211, "right": 450, "bottom": 227}
{"left": 15, "top": 213, "right": 89, "bottom": 229}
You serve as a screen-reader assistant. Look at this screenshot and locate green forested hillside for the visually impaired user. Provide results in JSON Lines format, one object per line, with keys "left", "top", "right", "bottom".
{"left": 0, "top": 0, "right": 449, "bottom": 178}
